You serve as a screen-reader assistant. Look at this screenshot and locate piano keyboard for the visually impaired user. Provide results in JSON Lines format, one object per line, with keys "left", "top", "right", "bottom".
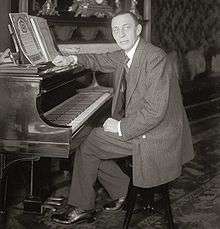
{"left": 44, "top": 90, "right": 111, "bottom": 132}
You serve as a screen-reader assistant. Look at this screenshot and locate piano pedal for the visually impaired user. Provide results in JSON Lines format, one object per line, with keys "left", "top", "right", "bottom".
{"left": 41, "top": 196, "right": 65, "bottom": 214}
{"left": 41, "top": 204, "right": 57, "bottom": 214}
{"left": 23, "top": 196, "right": 42, "bottom": 214}
{"left": 47, "top": 196, "right": 65, "bottom": 202}
{"left": 44, "top": 200, "right": 62, "bottom": 206}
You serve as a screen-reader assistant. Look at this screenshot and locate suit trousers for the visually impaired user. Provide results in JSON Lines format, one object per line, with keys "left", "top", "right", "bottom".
{"left": 68, "top": 127, "right": 133, "bottom": 210}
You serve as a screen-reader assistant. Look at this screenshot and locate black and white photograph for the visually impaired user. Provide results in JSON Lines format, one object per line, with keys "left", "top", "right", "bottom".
{"left": 0, "top": 0, "right": 219, "bottom": 228}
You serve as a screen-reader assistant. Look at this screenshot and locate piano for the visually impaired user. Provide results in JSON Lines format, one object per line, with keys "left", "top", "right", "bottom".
{"left": 0, "top": 64, "right": 112, "bottom": 221}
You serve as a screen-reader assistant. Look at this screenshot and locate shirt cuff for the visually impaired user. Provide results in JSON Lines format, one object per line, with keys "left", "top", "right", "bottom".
{"left": 118, "top": 120, "right": 122, "bottom": 136}
{"left": 68, "top": 55, "right": 78, "bottom": 65}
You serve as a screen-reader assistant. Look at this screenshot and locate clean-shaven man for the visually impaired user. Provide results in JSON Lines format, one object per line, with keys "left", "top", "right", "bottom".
{"left": 51, "top": 11, "right": 194, "bottom": 225}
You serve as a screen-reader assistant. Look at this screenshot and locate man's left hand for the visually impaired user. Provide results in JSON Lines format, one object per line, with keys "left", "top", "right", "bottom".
{"left": 103, "top": 118, "right": 119, "bottom": 133}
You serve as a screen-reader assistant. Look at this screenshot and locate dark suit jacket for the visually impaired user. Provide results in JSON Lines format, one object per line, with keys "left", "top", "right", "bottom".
{"left": 77, "top": 38, "right": 194, "bottom": 188}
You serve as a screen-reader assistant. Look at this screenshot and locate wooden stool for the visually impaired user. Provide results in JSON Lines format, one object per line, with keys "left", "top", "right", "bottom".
{"left": 116, "top": 157, "right": 175, "bottom": 229}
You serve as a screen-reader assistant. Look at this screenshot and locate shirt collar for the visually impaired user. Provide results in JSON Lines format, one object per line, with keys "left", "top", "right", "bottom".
{"left": 125, "top": 37, "right": 140, "bottom": 67}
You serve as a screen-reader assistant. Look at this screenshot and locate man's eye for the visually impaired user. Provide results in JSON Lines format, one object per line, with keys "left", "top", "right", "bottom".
{"left": 123, "top": 26, "right": 131, "bottom": 31}
{"left": 113, "top": 29, "right": 119, "bottom": 34}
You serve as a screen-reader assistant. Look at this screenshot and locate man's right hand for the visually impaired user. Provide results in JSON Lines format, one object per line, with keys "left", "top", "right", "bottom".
{"left": 52, "top": 55, "right": 77, "bottom": 67}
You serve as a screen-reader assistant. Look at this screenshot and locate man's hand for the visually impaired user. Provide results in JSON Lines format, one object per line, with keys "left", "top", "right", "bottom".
{"left": 52, "top": 55, "right": 77, "bottom": 67}
{"left": 103, "top": 118, "right": 119, "bottom": 133}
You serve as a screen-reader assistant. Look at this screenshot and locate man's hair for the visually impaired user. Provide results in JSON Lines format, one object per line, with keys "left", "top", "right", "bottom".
{"left": 111, "top": 10, "right": 141, "bottom": 26}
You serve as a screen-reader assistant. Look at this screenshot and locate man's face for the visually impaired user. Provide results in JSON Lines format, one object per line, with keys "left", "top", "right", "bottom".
{"left": 111, "top": 13, "right": 141, "bottom": 52}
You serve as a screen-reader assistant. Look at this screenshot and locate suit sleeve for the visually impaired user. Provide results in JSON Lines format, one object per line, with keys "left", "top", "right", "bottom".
{"left": 77, "top": 52, "right": 120, "bottom": 73}
{"left": 120, "top": 53, "right": 172, "bottom": 141}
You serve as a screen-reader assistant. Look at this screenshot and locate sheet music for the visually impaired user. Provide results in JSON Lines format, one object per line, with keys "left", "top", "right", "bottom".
{"left": 30, "top": 16, "right": 59, "bottom": 62}
{"left": 9, "top": 13, "right": 47, "bottom": 66}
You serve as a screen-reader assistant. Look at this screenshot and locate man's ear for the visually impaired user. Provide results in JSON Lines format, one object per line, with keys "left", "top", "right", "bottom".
{"left": 136, "top": 24, "right": 142, "bottom": 36}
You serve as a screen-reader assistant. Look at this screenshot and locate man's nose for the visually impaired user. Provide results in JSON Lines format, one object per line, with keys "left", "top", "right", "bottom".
{"left": 119, "top": 29, "right": 126, "bottom": 38}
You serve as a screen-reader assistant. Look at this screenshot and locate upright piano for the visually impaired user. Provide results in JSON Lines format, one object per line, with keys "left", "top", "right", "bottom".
{"left": 0, "top": 64, "right": 112, "bottom": 220}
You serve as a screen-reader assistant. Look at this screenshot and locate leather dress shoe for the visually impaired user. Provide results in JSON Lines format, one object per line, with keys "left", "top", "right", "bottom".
{"left": 103, "top": 196, "right": 126, "bottom": 211}
{"left": 51, "top": 205, "right": 96, "bottom": 225}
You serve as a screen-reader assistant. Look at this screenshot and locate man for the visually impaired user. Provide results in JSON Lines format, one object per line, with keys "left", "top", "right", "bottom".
{"left": 52, "top": 11, "right": 194, "bottom": 225}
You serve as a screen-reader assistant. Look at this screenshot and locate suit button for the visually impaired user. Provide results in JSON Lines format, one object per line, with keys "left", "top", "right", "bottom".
{"left": 142, "top": 135, "right": 146, "bottom": 139}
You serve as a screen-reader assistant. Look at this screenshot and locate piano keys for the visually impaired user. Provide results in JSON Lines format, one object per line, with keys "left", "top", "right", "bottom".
{"left": 44, "top": 90, "right": 111, "bottom": 131}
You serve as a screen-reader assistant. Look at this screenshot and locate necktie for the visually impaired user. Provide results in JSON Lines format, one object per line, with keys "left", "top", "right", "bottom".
{"left": 121, "top": 67, "right": 127, "bottom": 113}
{"left": 112, "top": 56, "right": 129, "bottom": 120}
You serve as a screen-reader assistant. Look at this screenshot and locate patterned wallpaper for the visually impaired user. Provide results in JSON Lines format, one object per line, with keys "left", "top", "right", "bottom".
{"left": 151, "top": 0, "right": 219, "bottom": 80}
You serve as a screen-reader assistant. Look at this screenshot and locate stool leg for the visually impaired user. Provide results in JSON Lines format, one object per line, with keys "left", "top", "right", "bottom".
{"left": 142, "top": 188, "right": 154, "bottom": 213}
{"left": 162, "top": 187, "right": 175, "bottom": 229}
{"left": 0, "top": 155, "right": 7, "bottom": 225}
{"left": 0, "top": 176, "right": 8, "bottom": 225}
{"left": 123, "top": 186, "right": 138, "bottom": 229}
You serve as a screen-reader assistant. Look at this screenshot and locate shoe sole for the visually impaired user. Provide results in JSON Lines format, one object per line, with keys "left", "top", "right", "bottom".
{"left": 53, "top": 215, "right": 96, "bottom": 225}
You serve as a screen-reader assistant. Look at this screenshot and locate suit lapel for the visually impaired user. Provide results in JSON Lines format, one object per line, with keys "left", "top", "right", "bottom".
{"left": 126, "top": 39, "right": 146, "bottom": 108}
